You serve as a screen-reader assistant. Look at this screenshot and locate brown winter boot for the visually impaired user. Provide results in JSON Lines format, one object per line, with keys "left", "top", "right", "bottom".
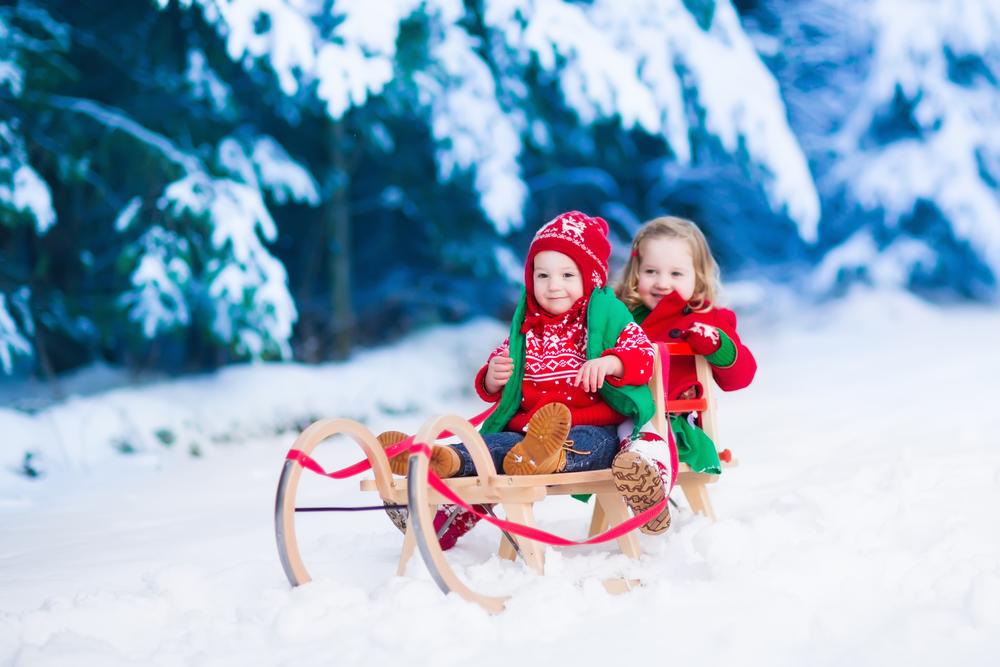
{"left": 611, "top": 450, "right": 671, "bottom": 535}
{"left": 502, "top": 403, "right": 573, "bottom": 475}
{"left": 377, "top": 431, "right": 460, "bottom": 478}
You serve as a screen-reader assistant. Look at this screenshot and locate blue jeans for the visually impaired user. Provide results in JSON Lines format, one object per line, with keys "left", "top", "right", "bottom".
{"left": 450, "top": 425, "right": 619, "bottom": 476}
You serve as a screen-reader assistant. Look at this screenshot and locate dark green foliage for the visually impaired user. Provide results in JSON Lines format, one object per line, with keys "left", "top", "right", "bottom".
{"left": 683, "top": 0, "right": 717, "bottom": 30}
{"left": 112, "top": 438, "right": 136, "bottom": 454}
{"left": 19, "top": 451, "right": 42, "bottom": 478}
{"left": 154, "top": 428, "right": 176, "bottom": 446}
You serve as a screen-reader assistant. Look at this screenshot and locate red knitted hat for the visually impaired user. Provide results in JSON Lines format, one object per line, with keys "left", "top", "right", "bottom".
{"left": 524, "top": 211, "right": 611, "bottom": 296}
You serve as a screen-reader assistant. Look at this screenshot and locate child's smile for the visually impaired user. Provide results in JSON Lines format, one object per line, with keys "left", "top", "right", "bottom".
{"left": 636, "top": 237, "right": 697, "bottom": 310}
{"left": 532, "top": 251, "right": 585, "bottom": 315}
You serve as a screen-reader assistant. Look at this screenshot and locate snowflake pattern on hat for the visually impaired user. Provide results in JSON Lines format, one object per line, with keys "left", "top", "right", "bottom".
{"left": 559, "top": 215, "right": 587, "bottom": 239}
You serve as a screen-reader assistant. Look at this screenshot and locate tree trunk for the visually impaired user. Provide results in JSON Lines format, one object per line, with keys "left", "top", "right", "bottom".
{"left": 295, "top": 208, "right": 327, "bottom": 363}
{"left": 32, "top": 313, "right": 63, "bottom": 401}
{"left": 328, "top": 120, "right": 354, "bottom": 359}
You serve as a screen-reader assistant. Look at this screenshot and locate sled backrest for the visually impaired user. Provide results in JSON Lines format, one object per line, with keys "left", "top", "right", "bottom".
{"left": 649, "top": 342, "right": 718, "bottom": 443}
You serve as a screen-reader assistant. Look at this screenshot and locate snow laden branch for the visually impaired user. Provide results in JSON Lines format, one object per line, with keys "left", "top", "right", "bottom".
{"left": 484, "top": 0, "right": 820, "bottom": 239}
{"left": 38, "top": 95, "right": 305, "bottom": 360}
{"left": 217, "top": 135, "right": 321, "bottom": 207}
{"left": 417, "top": 5, "right": 527, "bottom": 233}
{"left": 830, "top": 0, "right": 1000, "bottom": 288}
{"left": 44, "top": 95, "right": 201, "bottom": 173}
{"left": 154, "top": 174, "right": 298, "bottom": 359}
{"left": 0, "top": 121, "right": 56, "bottom": 234}
{"left": 166, "top": 0, "right": 819, "bottom": 239}
{"left": 0, "top": 292, "right": 33, "bottom": 374}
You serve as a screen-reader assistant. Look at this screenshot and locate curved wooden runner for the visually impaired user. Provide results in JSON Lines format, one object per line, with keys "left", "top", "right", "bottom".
{"left": 407, "top": 414, "right": 510, "bottom": 613}
{"left": 274, "top": 418, "right": 398, "bottom": 586}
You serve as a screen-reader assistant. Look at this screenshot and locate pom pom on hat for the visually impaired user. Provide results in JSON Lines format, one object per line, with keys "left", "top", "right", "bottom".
{"left": 524, "top": 211, "right": 611, "bottom": 295}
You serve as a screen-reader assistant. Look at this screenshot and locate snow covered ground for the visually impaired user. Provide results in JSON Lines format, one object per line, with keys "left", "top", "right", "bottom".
{"left": 1, "top": 290, "right": 998, "bottom": 666}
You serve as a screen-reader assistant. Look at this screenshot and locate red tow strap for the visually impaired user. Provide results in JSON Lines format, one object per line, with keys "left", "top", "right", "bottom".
{"left": 285, "top": 407, "right": 667, "bottom": 548}
{"left": 285, "top": 405, "right": 497, "bottom": 480}
{"left": 411, "top": 442, "right": 667, "bottom": 546}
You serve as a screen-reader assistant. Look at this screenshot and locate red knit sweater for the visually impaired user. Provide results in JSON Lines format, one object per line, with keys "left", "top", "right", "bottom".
{"left": 475, "top": 301, "right": 654, "bottom": 431}
{"left": 637, "top": 296, "right": 756, "bottom": 400}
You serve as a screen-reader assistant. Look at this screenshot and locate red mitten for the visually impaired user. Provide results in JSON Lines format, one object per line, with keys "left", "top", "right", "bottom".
{"left": 682, "top": 322, "right": 722, "bottom": 355}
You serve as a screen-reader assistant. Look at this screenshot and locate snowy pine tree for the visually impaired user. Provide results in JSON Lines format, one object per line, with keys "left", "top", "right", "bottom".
{"left": 4, "top": 0, "right": 997, "bottom": 379}
{"left": 831, "top": 0, "right": 1000, "bottom": 299}
{"left": 742, "top": 0, "right": 1000, "bottom": 299}
{"left": 2, "top": 1, "right": 319, "bottom": 374}
{"left": 1, "top": 4, "right": 63, "bottom": 374}
{"left": 172, "top": 0, "right": 819, "bottom": 286}
{"left": 481, "top": 0, "right": 819, "bottom": 238}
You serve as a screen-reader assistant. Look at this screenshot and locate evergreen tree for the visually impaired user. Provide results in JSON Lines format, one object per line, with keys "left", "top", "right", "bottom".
{"left": 9, "top": 0, "right": 994, "bottom": 381}
{"left": 741, "top": 0, "right": 1000, "bottom": 299}
{"left": 1, "top": 1, "right": 319, "bottom": 375}
{"left": 1, "top": 3, "right": 68, "bottom": 377}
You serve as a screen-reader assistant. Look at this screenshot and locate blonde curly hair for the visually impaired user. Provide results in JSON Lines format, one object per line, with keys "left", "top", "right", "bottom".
{"left": 616, "top": 216, "right": 720, "bottom": 312}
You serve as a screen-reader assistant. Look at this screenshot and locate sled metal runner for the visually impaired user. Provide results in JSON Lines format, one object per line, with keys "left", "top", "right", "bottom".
{"left": 274, "top": 342, "right": 732, "bottom": 613}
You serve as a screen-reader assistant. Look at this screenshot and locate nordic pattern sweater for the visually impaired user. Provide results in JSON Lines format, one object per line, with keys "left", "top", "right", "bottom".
{"left": 476, "top": 288, "right": 656, "bottom": 433}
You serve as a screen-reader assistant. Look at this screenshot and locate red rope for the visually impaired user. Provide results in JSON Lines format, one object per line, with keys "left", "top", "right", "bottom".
{"left": 286, "top": 405, "right": 497, "bottom": 479}
{"left": 284, "top": 426, "right": 665, "bottom": 548}
{"left": 283, "top": 341, "right": 700, "bottom": 547}
{"left": 411, "top": 443, "right": 666, "bottom": 546}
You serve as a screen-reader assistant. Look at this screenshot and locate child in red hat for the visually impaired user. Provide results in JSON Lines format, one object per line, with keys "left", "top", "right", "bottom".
{"left": 474, "top": 210, "right": 658, "bottom": 447}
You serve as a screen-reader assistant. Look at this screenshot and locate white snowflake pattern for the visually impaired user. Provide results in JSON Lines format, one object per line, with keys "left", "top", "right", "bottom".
{"left": 560, "top": 215, "right": 587, "bottom": 239}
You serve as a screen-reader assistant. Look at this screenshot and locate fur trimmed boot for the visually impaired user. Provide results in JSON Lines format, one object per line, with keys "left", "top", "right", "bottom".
{"left": 502, "top": 403, "right": 573, "bottom": 475}
{"left": 612, "top": 431, "right": 676, "bottom": 535}
{"left": 377, "top": 430, "right": 460, "bottom": 479}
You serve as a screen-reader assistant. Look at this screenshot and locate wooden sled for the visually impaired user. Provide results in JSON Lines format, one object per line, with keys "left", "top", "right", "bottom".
{"left": 275, "top": 342, "right": 730, "bottom": 613}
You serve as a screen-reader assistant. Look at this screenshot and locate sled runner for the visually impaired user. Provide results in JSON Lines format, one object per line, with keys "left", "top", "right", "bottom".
{"left": 275, "top": 342, "right": 730, "bottom": 612}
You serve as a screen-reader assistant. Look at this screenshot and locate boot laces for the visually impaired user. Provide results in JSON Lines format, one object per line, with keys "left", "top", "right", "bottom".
{"left": 560, "top": 439, "right": 591, "bottom": 456}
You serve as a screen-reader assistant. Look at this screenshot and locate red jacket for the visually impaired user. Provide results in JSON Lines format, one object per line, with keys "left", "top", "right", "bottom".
{"left": 635, "top": 295, "right": 756, "bottom": 400}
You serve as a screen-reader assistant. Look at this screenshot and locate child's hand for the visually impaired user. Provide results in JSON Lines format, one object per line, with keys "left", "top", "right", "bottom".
{"left": 484, "top": 354, "right": 514, "bottom": 394}
{"left": 683, "top": 322, "right": 721, "bottom": 355}
{"left": 574, "top": 355, "right": 624, "bottom": 393}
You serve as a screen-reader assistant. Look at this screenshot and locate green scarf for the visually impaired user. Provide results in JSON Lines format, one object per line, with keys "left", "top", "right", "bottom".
{"left": 670, "top": 414, "right": 721, "bottom": 474}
